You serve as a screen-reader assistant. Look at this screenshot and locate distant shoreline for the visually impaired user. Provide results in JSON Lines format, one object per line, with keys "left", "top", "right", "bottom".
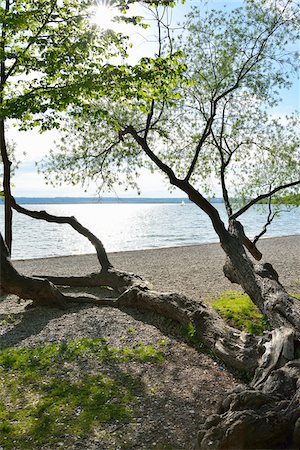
{"left": 0, "top": 196, "right": 223, "bottom": 205}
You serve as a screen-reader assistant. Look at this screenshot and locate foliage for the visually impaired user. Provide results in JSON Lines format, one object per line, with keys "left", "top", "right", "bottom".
{"left": 43, "top": 0, "right": 300, "bottom": 222}
{"left": 165, "top": 0, "right": 300, "bottom": 202}
{"left": 39, "top": 47, "right": 188, "bottom": 193}
{"left": 0, "top": 0, "right": 130, "bottom": 129}
{"left": 211, "top": 291, "right": 271, "bottom": 335}
{"left": 0, "top": 337, "right": 164, "bottom": 449}
{"left": 181, "top": 322, "right": 203, "bottom": 349}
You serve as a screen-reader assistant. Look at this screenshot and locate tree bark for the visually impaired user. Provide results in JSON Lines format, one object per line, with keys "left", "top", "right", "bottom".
{"left": 34, "top": 269, "right": 151, "bottom": 294}
{"left": 0, "top": 120, "right": 13, "bottom": 253}
{"left": 196, "top": 358, "right": 300, "bottom": 449}
{"left": 221, "top": 220, "right": 300, "bottom": 330}
{"left": 0, "top": 233, "right": 116, "bottom": 307}
{"left": 0, "top": 233, "right": 68, "bottom": 308}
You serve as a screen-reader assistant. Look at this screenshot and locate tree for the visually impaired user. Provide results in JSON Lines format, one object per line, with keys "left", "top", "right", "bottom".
{"left": 37, "top": 0, "right": 300, "bottom": 447}
{"left": 0, "top": 0, "right": 127, "bottom": 252}
{"left": 1, "top": 0, "right": 300, "bottom": 447}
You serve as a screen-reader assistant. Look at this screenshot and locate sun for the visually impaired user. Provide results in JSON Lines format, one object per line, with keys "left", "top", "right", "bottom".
{"left": 95, "top": 0, "right": 117, "bottom": 30}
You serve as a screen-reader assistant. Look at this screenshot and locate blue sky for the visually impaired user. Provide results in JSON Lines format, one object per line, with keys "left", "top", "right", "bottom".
{"left": 8, "top": 0, "right": 300, "bottom": 198}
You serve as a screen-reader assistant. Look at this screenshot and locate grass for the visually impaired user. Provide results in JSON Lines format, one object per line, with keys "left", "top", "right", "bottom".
{"left": 0, "top": 338, "right": 164, "bottom": 449}
{"left": 290, "top": 292, "right": 300, "bottom": 301}
{"left": 211, "top": 291, "right": 271, "bottom": 335}
{"left": 181, "top": 323, "right": 203, "bottom": 349}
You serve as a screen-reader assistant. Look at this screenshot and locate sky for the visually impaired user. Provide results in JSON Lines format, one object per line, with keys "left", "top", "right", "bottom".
{"left": 7, "top": 0, "right": 300, "bottom": 198}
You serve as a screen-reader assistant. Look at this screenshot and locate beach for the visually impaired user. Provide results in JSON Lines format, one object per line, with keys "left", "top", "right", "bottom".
{"left": 13, "top": 234, "right": 300, "bottom": 300}
{"left": 1, "top": 235, "right": 299, "bottom": 449}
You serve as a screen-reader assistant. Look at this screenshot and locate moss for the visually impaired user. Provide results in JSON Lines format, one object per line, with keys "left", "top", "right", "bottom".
{"left": 211, "top": 291, "right": 271, "bottom": 335}
{"left": 0, "top": 338, "right": 164, "bottom": 449}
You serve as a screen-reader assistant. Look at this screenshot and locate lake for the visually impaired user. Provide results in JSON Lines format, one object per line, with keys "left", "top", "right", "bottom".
{"left": 0, "top": 200, "right": 299, "bottom": 260}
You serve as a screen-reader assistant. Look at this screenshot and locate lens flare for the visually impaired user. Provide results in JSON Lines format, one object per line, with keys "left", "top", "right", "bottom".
{"left": 95, "top": 0, "right": 116, "bottom": 30}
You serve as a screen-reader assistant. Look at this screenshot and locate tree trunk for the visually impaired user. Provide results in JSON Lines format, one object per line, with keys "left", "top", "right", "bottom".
{"left": 0, "top": 233, "right": 68, "bottom": 308}
{"left": 0, "top": 233, "right": 120, "bottom": 307}
{"left": 196, "top": 358, "right": 300, "bottom": 449}
{"left": 0, "top": 119, "right": 13, "bottom": 253}
{"left": 193, "top": 220, "right": 300, "bottom": 449}
{"left": 221, "top": 220, "right": 300, "bottom": 330}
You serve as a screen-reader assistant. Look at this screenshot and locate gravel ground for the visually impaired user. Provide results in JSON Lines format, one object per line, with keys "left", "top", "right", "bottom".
{"left": 1, "top": 235, "right": 299, "bottom": 449}
{"left": 12, "top": 234, "right": 300, "bottom": 300}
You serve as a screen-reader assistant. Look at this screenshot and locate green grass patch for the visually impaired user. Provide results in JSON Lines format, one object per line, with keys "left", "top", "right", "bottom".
{"left": 181, "top": 323, "right": 203, "bottom": 349}
{"left": 290, "top": 292, "right": 300, "bottom": 301}
{"left": 0, "top": 338, "right": 164, "bottom": 449}
{"left": 211, "top": 291, "right": 271, "bottom": 335}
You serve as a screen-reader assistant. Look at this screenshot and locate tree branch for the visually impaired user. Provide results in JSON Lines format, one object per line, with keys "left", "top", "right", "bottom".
{"left": 230, "top": 180, "right": 300, "bottom": 220}
{"left": 9, "top": 196, "right": 112, "bottom": 271}
{"left": 253, "top": 197, "right": 277, "bottom": 245}
{"left": 184, "top": 100, "right": 216, "bottom": 182}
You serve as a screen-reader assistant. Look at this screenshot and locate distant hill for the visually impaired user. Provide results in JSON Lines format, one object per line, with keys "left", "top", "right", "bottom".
{"left": 0, "top": 197, "right": 224, "bottom": 205}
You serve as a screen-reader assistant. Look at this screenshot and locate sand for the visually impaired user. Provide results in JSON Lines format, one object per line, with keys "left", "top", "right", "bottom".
{"left": 13, "top": 234, "right": 300, "bottom": 300}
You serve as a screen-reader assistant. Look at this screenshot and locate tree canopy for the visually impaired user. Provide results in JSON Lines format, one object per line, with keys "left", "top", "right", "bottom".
{"left": 42, "top": 0, "right": 300, "bottom": 230}
{"left": 1, "top": 3, "right": 300, "bottom": 448}
{"left": 0, "top": 0, "right": 129, "bottom": 128}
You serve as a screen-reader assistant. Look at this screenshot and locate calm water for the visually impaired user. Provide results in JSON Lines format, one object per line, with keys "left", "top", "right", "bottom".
{"left": 0, "top": 202, "right": 299, "bottom": 260}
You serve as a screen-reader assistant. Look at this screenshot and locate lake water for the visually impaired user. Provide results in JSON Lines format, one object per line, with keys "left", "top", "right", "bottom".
{"left": 0, "top": 202, "right": 299, "bottom": 260}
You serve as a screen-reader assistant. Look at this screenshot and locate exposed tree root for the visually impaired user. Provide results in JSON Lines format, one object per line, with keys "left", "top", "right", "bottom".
{"left": 33, "top": 268, "right": 151, "bottom": 293}
{"left": 196, "top": 359, "right": 300, "bottom": 449}
{"left": 2, "top": 227, "right": 300, "bottom": 448}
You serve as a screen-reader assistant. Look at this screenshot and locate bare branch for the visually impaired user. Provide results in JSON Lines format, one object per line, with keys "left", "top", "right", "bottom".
{"left": 185, "top": 99, "right": 216, "bottom": 182}
{"left": 230, "top": 180, "right": 300, "bottom": 220}
{"left": 10, "top": 196, "right": 112, "bottom": 271}
{"left": 253, "top": 197, "right": 277, "bottom": 244}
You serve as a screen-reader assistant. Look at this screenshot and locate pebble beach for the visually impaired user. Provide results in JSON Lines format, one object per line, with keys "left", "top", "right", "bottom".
{"left": 0, "top": 235, "right": 299, "bottom": 449}
{"left": 13, "top": 234, "right": 300, "bottom": 300}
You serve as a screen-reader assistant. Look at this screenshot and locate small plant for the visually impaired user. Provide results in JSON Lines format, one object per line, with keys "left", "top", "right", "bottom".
{"left": 158, "top": 339, "right": 168, "bottom": 347}
{"left": 127, "top": 326, "right": 137, "bottom": 337}
{"left": 181, "top": 322, "right": 203, "bottom": 349}
{"left": 7, "top": 314, "right": 15, "bottom": 324}
{"left": 1, "top": 314, "right": 15, "bottom": 326}
{"left": 211, "top": 291, "right": 271, "bottom": 335}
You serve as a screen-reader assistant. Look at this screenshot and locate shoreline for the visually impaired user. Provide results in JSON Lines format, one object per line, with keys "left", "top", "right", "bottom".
{"left": 12, "top": 233, "right": 300, "bottom": 262}
{"left": 13, "top": 235, "right": 300, "bottom": 301}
